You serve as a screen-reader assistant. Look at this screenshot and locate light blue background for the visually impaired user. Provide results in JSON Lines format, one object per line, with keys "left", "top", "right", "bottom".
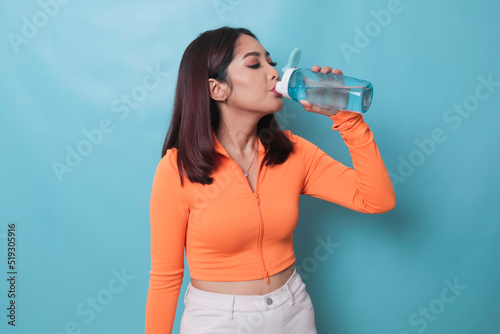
{"left": 1, "top": 0, "right": 499, "bottom": 333}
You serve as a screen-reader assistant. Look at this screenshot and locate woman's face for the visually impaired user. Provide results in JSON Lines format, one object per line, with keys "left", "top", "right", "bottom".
{"left": 223, "top": 34, "right": 283, "bottom": 115}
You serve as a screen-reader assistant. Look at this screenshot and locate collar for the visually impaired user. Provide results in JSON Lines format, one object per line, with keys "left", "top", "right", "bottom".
{"left": 212, "top": 129, "right": 265, "bottom": 159}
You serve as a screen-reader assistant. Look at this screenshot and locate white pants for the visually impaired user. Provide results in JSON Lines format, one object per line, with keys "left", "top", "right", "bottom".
{"left": 180, "top": 268, "right": 317, "bottom": 334}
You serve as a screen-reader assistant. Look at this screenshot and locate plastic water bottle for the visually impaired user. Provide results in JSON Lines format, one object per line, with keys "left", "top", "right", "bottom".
{"left": 275, "top": 48, "right": 374, "bottom": 113}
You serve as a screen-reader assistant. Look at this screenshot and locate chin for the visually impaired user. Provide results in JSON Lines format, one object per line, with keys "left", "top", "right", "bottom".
{"left": 263, "top": 108, "right": 281, "bottom": 116}
{"left": 268, "top": 101, "right": 284, "bottom": 113}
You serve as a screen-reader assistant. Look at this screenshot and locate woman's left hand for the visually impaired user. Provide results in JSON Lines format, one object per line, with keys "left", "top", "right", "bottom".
{"left": 299, "top": 66, "right": 344, "bottom": 117}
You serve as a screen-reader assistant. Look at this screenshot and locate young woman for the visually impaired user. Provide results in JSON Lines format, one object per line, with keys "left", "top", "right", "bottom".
{"left": 145, "top": 26, "right": 395, "bottom": 334}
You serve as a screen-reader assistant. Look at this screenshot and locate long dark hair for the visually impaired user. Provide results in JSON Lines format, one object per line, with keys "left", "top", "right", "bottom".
{"left": 162, "top": 26, "right": 294, "bottom": 187}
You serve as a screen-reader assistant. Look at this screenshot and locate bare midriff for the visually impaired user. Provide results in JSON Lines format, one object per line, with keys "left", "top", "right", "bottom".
{"left": 190, "top": 263, "right": 296, "bottom": 295}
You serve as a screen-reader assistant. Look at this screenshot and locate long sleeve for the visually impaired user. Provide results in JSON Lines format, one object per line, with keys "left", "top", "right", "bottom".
{"left": 299, "top": 111, "right": 396, "bottom": 213}
{"left": 145, "top": 149, "right": 189, "bottom": 334}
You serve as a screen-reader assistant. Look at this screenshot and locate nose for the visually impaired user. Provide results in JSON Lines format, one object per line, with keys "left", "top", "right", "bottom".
{"left": 268, "top": 66, "right": 280, "bottom": 81}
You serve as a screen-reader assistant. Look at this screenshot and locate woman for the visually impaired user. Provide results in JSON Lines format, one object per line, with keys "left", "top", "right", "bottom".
{"left": 145, "top": 26, "right": 395, "bottom": 333}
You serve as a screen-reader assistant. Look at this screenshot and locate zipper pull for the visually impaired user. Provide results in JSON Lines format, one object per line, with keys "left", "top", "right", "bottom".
{"left": 264, "top": 271, "right": 270, "bottom": 284}
{"left": 255, "top": 193, "right": 260, "bottom": 204}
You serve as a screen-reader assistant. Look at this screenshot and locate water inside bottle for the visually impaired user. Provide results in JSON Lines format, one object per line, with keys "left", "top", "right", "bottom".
{"left": 290, "top": 85, "right": 373, "bottom": 113}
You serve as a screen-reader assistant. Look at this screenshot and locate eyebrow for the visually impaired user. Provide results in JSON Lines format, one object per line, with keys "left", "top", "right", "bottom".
{"left": 241, "top": 51, "right": 270, "bottom": 60}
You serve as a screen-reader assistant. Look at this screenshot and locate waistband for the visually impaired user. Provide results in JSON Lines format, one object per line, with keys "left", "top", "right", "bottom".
{"left": 184, "top": 268, "right": 303, "bottom": 313}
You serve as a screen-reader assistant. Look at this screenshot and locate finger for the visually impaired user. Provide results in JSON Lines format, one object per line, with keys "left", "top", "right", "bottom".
{"left": 299, "top": 100, "right": 328, "bottom": 115}
{"left": 299, "top": 100, "right": 314, "bottom": 111}
{"left": 320, "top": 66, "right": 333, "bottom": 73}
{"left": 311, "top": 65, "right": 321, "bottom": 72}
{"left": 332, "top": 69, "right": 343, "bottom": 75}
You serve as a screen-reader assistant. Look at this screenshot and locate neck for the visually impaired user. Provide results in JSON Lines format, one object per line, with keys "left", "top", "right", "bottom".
{"left": 215, "top": 109, "right": 261, "bottom": 156}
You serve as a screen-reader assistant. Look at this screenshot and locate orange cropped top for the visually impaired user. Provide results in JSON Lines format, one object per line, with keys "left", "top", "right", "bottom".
{"left": 145, "top": 111, "right": 396, "bottom": 333}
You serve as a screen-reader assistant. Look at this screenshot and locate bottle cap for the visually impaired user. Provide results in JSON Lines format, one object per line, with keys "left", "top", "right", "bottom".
{"left": 275, "top": 68, "right": 296, "bottom": 99}
{"left": 275, "top": 48, "right": 301, "bottom": 99}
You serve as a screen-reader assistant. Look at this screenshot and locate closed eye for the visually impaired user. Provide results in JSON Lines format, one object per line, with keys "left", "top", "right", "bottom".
{"left": 248, "top": 61, "right": 278, "bottom": 69}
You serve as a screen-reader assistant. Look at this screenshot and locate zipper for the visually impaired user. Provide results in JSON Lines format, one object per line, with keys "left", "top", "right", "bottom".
{"left": 233, "top": 155, "right": 270, "bottom": 285}
{"left": 254, "top": 192, "right": 270, "bottom": 284}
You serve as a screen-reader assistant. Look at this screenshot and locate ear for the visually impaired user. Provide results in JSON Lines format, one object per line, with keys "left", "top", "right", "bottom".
{"left": 208, "top": 78, "right": 229, "bottom": 102}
